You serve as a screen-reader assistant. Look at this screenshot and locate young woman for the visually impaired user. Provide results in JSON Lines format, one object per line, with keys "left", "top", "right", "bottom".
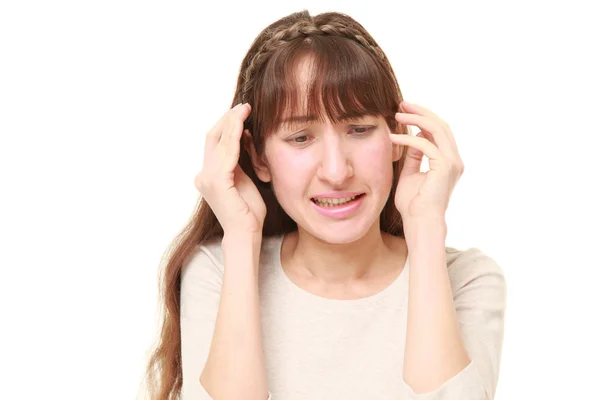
{"left": 144, "top": 10, "right": 506, "bottom": 400}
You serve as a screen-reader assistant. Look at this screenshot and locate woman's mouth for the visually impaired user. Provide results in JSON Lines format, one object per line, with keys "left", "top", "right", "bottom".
{"left": 310, "top": 194, "right": 366, "bottom": 219}
{"left": 311, "top": 193, "right": 364, "bottom": 207}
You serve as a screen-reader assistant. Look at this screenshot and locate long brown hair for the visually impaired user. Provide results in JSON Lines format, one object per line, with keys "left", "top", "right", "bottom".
{"left": 143, "top": 9, "right": 409, "bottom": 399}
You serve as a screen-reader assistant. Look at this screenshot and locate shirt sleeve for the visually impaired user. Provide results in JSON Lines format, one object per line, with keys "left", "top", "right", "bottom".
{"left": 179, "top": 245, "right": 273, "bottom": 400}
{"left": 400, "top": 248, "right": 507, "bottom": 400}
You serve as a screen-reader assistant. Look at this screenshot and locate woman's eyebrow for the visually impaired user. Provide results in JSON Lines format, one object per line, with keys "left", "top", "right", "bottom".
{"left": 281, "top": 115, "right": 317, "bottom": 124}
{"left": 281, "top": 114, "right": 367, "bottom": 124}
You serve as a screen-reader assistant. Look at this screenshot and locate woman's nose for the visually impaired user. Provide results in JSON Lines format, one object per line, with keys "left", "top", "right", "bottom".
{"left": 316, "top": 140, "right": 354, "bottom": 185}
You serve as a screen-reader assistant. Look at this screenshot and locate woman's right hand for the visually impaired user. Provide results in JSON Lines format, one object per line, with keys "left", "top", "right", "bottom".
{"left": 194, "top": 103, "right": 267, "bottom": 234}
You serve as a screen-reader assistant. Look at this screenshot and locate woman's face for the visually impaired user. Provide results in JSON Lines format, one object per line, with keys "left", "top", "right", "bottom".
{"left": 257, "top": 113, "right": 400, "bottom": 244}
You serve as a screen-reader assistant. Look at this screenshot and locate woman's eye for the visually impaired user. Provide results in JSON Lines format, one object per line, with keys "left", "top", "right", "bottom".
{"left": 292, "top": 135, "right": 310, "bottom": 144}
{"left": 289, "top": 127, "right": 374, "bottom": 145}
{"left": 350, "top": 126, "right": 374, "bottom": 135}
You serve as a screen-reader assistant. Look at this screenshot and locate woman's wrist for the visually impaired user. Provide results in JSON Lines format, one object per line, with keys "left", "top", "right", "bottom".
{"left": 222, "top": 231, "right": 263, "bottom": 275}
{"left": 222, "top": 230, "right": 263, "bottom": 249}
{"left": 403, "top": 217, "right": 447, "bottom": 249}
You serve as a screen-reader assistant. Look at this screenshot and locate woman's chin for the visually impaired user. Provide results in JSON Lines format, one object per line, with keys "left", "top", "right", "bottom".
{"left": 307, "top": 220, "right": 374, "bottom": 245}
{"left": 318, "top": 233, "right": 364, "bottom": 245}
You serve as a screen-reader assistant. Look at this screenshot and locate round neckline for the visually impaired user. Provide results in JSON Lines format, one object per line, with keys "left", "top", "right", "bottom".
{"left": 267, "top": 233, "right": 409, "bottom": 310}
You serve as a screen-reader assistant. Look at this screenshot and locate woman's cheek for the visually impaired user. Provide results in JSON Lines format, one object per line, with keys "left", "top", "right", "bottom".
{"left": 358, "top": 138, "right": 392, "bottom": 167}
{"left": 353, "top": 139, "right": 394, "bottom": 188}
{"left": 269, "top": 148, "right": 315, "bottom": 190}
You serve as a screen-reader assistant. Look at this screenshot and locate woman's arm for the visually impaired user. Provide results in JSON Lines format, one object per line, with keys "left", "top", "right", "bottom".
{"left": 401, "top": 218, "right": 506, "bottom": 399}
{"left": 403, "top": 218, "right": 471, "bottom": 393}
{"left": 199, "top": 232, "right": 269, "bottom": 400}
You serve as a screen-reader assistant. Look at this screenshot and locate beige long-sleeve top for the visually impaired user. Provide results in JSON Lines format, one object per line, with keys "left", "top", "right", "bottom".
{"left": 180, "top": 234, "right": 506, "bottom": 400}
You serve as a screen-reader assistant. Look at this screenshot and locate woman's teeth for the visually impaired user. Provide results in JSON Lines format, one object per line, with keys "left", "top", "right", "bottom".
{"left": 313, "top": 195, "right": 360, "bottom": 207}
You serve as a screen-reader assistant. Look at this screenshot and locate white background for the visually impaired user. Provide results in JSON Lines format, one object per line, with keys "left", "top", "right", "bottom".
{"left": 1, "top": 1, "right": 599, "bottom": 399}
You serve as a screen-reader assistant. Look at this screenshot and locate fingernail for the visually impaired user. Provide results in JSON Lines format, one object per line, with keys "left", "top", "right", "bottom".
{"left": 234, "top": 103, "right": 242, "bottom": 109}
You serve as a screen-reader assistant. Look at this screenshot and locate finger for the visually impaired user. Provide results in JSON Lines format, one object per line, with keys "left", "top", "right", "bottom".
{"left": 400, "top": 101, "right": 445, "bottom": 126}
{"left": 204, "top": 103, "right": 243, "bottom": 159}
{"left": 398, "top": 101, "right": 459, "bottom": 153}
{"left": 218, "top": 103, "right": 252, "bottom": 166}
{"left": 400, "top": 132, "right": 426, "bottom": 176}
{"left": 219, "top": 103, "right": 244, "bottom": 147}
{"left": 389, "top": 132, "right": 445, "bottom": 177}
{"left": 395, "top": 112, "right": 456, "bottom": 157}
{"left": 417, "top": 129, "right": 435, "bottom": 144}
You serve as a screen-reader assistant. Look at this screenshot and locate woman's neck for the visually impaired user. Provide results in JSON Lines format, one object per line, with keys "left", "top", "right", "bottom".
{"left": 281, "top": 223, "right": 406, "bottom": 285}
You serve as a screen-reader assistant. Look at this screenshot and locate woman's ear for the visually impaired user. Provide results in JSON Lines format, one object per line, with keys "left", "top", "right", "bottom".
{"left": 392, "top": 142, "right": 401, "bottom": 162}
{"left": 242, "top": 129, "right": 272, "bottom": 183}
{"left": 391, "top": 120, "right": 405, "bottom": 162}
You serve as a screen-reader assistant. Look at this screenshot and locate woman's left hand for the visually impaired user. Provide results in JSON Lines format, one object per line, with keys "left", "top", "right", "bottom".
{"left": 389, "top": 101, "right": 465, "bottom": 221}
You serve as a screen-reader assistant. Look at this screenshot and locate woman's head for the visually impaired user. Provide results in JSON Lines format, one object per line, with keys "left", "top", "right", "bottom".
{"left": 246, "top": 54, "right": 402, "bottom": 243}
{"left": 235, "top": 10, "right": 409, "bottom": 242}
{"left": 144, "top": 10, "right": 408, "bottom": 399}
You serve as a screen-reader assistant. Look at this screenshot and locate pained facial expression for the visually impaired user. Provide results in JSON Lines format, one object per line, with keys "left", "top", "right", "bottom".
{"left": 254, "top": 113, "right": 400, "bottom": 244}
{"left": 251, "top": 57, "right": 400, "bottom": 244}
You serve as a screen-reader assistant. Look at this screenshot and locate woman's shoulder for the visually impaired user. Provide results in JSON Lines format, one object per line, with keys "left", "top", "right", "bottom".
{"left": 444, "top": 246, "right": 503, "bottom": 272}
{"left": 186, "top": 234, "right": 284, "bottom": 273}
{"left": 444, "top": 245, "right": 506, "bottom": 297}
